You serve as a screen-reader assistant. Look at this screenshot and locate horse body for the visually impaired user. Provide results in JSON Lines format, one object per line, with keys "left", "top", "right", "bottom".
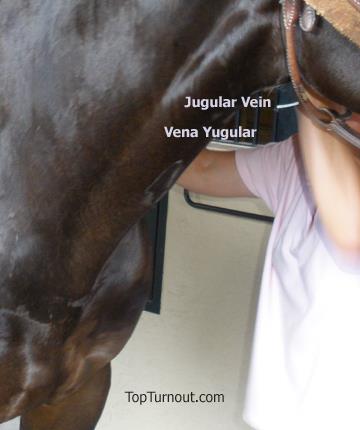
{"left": 0, "top": 0, "right": 358, "bottom": 428}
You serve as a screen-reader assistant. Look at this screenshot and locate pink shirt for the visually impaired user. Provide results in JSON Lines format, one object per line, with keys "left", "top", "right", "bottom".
{"left": 235, "top": 137, "right": 360, "bottom": 430}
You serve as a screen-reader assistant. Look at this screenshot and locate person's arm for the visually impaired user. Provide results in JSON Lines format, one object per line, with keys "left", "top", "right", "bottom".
{"left": 297, "top": 109, "right": 360, "bottom": 255}
{"left": 177, "top": 148, "right": 254, "bottom": 198}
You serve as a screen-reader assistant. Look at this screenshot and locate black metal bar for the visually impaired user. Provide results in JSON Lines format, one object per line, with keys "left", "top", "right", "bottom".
{"left": 145, "top": 195, "right": 168, "bottom": 314}
{"left": 272, "top": 89, "right": 280, "bottom": 142}
{"left": 235, "top": 108, "right": 241, "bottom": 143}
{"left": 253, "top": 93, "right": 261, "bottom": 146}
{"left": 184, "top": 190, "right": 274, "bottom": 223}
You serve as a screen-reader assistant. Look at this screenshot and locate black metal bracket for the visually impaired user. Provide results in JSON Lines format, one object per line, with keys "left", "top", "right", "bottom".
{"left": 184, "top": 190, "right": 274, "bottom": 223}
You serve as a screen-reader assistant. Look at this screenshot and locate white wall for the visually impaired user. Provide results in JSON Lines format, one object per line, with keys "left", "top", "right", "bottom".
{"left": 1, "top": 186, "right": 271, "bottom": 430}
{"left": 98, "top": 186, "right": 272, "bottom": 430}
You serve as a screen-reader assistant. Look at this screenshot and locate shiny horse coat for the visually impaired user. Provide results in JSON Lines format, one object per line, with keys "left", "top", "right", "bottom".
{"left": 0, "top": 1, "right": 359, "bottom": 428}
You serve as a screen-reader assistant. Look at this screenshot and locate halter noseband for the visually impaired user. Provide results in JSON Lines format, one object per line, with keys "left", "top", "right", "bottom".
{"left": 280, "top": 0, "right": 360, "bottom": 149}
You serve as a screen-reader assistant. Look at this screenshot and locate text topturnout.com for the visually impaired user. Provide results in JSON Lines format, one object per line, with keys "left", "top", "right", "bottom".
{"left": 125, "top": 391, "right": 225, "bottom": 405}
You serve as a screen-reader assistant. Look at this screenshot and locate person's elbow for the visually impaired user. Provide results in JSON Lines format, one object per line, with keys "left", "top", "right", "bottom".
{"left": 330, "top": 219, "right": 360, "bottom": 257}
{"left": 335, "top": 234, "right": 360, "bottom": 257}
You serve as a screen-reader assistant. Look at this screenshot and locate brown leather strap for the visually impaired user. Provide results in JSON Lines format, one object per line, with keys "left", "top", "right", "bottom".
{"left": 283, "top": 0, "right": 333, "bottom": 121}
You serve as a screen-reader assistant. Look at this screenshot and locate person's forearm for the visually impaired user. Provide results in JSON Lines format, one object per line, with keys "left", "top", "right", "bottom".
{"left": 176, "top": 148, "right": 253, "bottom": 197}
{"left": 297, "top": 110, "right": 360, "bottom": 255}
{"left": 177, "top": 149, "right": 214, "bottom": 192}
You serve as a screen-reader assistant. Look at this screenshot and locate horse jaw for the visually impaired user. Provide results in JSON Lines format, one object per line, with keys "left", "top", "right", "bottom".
{"left": 298, "top": 18, "right": 360, "bottom": 113}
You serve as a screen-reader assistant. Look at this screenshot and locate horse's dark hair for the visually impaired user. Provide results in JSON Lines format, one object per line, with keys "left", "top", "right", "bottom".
{"left": 298, "top": 18, "right": 360, "bottom": 112}
{"left": 0, "top": 0, "right": 358, "bottom": 427}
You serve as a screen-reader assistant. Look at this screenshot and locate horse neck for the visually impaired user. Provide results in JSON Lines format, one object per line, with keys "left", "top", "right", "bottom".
{"left": 161, "top": 0, "right": 287, "bottom": 118}
{"left": 0, "top": 0, "right": 288, "bottom": 304}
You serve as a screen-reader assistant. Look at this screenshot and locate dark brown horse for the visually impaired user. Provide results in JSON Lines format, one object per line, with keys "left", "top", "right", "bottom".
{"left": 0, "top": 0, "right": 359, "bottom": 428}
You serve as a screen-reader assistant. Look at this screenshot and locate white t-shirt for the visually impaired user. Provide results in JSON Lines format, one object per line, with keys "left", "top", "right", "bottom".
{"left": 235, "top": 137, "right": 360, "bottom": 430}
